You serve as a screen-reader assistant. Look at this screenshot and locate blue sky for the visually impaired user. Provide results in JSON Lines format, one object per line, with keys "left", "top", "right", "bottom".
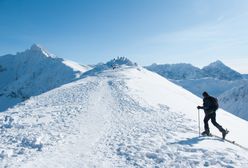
{"left": 0, "top": 0, "right": 248, "bottom": 73}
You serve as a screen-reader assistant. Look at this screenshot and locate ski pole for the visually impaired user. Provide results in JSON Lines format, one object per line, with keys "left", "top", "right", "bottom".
{"left": 198, "top": 109, "right": 200, "bottom": 137}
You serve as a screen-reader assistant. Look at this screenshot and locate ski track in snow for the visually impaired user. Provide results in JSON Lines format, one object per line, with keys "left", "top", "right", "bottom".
{"left": 1, "top": 68, "right": 248, "bottom": 168}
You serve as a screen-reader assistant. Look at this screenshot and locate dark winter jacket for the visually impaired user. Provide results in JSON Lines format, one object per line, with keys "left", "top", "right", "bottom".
{"left": 203, "top": 96, "right": 216, "bottom": 115}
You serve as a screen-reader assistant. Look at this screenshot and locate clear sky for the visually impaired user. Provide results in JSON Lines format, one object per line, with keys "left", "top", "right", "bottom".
{"left": 0, "top": 0, "right": 248, "bottom": 73}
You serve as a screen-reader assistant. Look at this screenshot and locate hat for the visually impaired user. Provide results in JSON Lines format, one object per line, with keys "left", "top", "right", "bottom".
{"left": 202, "top": 91, "right": 209, "bottom": 97}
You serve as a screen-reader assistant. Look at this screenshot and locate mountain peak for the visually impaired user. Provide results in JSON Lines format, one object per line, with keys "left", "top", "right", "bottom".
{"left": 25, "top": 44, "right": 55, "bottom": 57}
{"left": 202, "top": 60, "right": 243, "bottom": 80}
{"left": 30, "top": 44, "right": 42, "bottom": 51}
{"left": 208, "top": 60, "right": 226, "bottom": 67}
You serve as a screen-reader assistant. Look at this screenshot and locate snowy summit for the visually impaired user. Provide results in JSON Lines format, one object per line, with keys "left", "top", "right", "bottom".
{"left": 202, "top": 60, "right": 243, "bottom": 81}
{"left": 25, "top": 44, "right": 55, "bottom": 58}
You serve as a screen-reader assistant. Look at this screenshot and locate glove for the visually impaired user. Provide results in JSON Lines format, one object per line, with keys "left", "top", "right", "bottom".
{"left": 197, "top": 106, "right": 202, "bottom": 109}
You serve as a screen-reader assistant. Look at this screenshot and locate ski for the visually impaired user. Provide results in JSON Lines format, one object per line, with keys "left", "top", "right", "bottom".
{"left": 210, "top": 134, "right": 248, "bottom": 151}
{"left": 196, "top": 129, "right": 248, "bottom": 152}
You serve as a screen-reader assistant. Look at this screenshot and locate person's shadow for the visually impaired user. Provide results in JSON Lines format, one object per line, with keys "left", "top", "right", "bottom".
{"left": 169, "top": 136, "right": 223, "bottom": 146}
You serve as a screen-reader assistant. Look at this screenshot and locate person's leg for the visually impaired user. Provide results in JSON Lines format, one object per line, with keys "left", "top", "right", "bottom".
{"left": 204, "top": 114, "right": 211, "bottom": 133}
{"left": 210, "top": 113, "right": 225, "bottom": 132}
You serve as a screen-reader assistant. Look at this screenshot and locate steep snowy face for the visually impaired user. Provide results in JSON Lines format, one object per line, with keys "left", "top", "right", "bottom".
{"left": 202, "top": 60, "right": 243, "bottom": 80}
{"left": 219, "top": 84, "right": 248, "bottom": 121}
{"left": 27, "top": 44, "right": 55, "bottom": 58}
{"left": 0, "top": 44, "right": 91, "bottom": 112}
{"left": 145, "top": 63, "right": 207, "bottom": 80}
{"left": 1, "top": 66, "right": 248, "bottom": 167}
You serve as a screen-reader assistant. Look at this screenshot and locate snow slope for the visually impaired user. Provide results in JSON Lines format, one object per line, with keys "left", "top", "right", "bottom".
{"left": 174, "top": 78, "right": 248, "bottom": 97}
{"left": 0, "top": 44, "right": 91, "bottom": 112}
{"left": 219, "top": 84, "right": 248, "bottom": 121}
{"left": 1, "top": 64, "right": 248, "bottom": 167}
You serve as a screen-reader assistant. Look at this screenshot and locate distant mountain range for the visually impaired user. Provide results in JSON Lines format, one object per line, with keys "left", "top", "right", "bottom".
{"left": 145, "top": 60, "right": 243, "bottom": 81}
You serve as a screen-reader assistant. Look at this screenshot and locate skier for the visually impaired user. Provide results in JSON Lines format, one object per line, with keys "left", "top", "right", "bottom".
{"left": 197, "top": 91, "right": 228, "bottom": 139}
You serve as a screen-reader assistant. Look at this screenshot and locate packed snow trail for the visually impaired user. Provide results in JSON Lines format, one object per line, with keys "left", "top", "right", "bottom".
{"left": 1, "top": 67, "right": 248, "bottom": 167}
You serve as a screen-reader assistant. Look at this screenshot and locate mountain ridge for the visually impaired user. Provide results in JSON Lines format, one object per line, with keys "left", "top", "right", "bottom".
{"left": 145, "top": 60, "right": 244, "bottom": 81}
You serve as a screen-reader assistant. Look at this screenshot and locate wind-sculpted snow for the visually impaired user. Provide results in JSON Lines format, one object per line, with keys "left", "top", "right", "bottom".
{"left": 1, "top": 66, "right": 248, "bottom": 167}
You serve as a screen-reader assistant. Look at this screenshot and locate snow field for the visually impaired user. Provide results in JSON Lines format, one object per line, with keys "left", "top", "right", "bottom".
{"left": 1, "top": 67, "right": 248, "bottom": 167}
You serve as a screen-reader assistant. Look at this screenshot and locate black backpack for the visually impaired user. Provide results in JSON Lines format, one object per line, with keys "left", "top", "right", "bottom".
{"left": 209, "top": 96, "right": 219, "bottom": 111}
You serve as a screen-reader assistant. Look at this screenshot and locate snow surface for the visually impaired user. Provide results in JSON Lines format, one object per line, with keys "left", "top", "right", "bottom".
{"left": 1, "top": 65, "right": 248, "bottom": 167}
{"left": 0, "top": 44, "right": 91, "bottom": 112}
{"left": 174, "top": 78, "right": 248, "bottom": 97}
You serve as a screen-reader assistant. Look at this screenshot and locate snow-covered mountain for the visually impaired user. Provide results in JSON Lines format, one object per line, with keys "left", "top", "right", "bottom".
{"left": 145, "top": 60, "right": 243, "bottom": 81}
{"left": 0, "top": 44, "right": 91, "bottom": 112}
{"left": 1, "top": 62, "right": 248, "bottom": 167}
{"left": 145, "top": 63, "right": 206, "bottom": 80}
{"left": 202, "top": 60, "right": 243, "bottom": 81}
{"left": 219, "top": 84, "right": 248, "bottom": 121}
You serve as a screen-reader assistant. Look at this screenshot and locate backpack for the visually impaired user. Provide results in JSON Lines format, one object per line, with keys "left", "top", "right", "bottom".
{"left": 209, "top": 96, "right": 219, "bottom": 111}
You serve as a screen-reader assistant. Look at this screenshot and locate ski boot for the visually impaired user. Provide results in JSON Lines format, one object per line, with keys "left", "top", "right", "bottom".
{"left": 222, "top": 129, "right": 229, "bottom": 140}
{"left": 201, "top": 130, "right": 211, "bottom": 136}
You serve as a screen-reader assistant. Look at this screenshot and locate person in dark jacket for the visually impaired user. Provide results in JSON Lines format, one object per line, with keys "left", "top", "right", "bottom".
{"left": 197, "top": 91, "right": 228, "bottom": 139}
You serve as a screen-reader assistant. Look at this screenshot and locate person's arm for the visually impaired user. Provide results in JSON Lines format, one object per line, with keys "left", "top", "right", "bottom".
{"left": 202, "top": 98, "right": 211, "bottom": 110}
